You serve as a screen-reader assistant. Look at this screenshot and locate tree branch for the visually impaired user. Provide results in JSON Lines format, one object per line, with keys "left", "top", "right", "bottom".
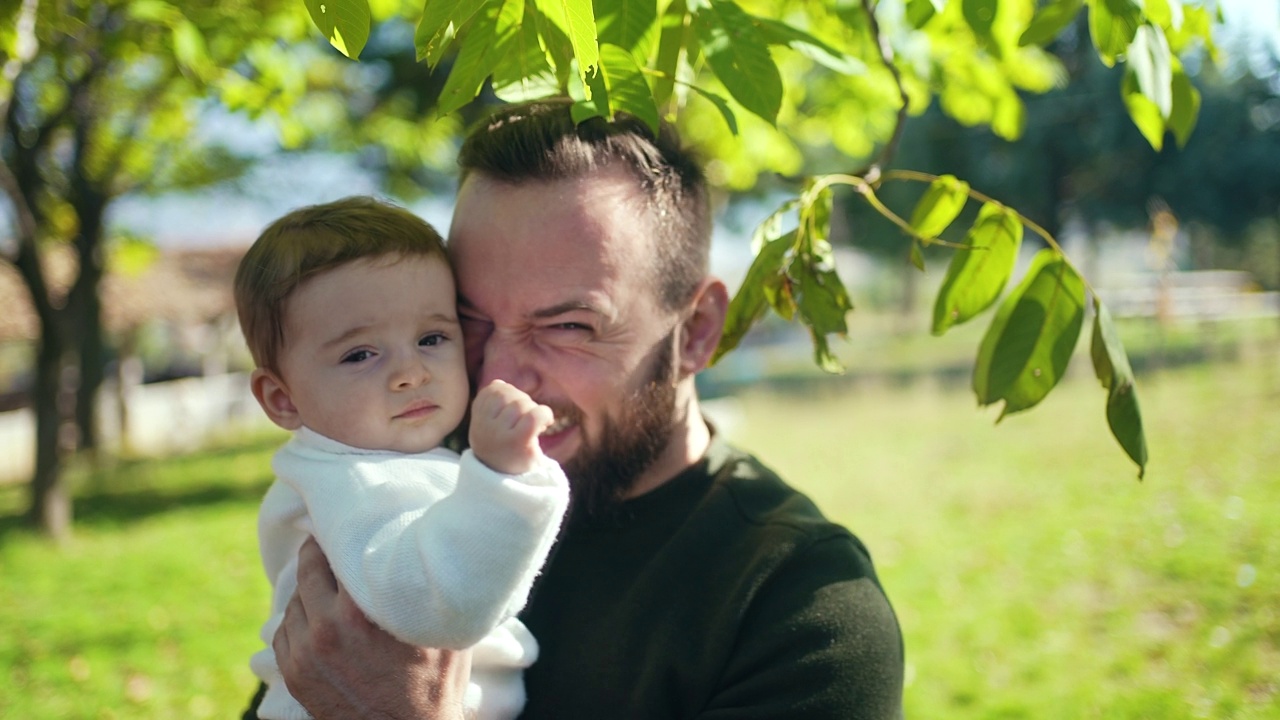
{"left": 853, "top": 0, "right": 910, "bottom": 179}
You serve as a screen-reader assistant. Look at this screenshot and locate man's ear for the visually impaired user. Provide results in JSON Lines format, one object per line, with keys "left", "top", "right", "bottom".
{"left": 250, "top": 368, "right": 302, "bottom": 431}
{"left": 677, "top": 277, "right": 729, "bottom": 377}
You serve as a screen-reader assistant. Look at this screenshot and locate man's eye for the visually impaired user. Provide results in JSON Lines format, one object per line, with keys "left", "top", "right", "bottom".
{"left": 552, "top": 322, "right": 592, "bottom": 332}
{"left": 419, "top": 333, "right": 447, "bottom": 347}
{"left": 341, "top": 349, "right": 373, "bottom": 364}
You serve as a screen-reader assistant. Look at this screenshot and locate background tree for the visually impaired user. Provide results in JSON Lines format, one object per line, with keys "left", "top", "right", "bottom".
{"left": 845, "top": 11, "right": 1280, "bottom": 302}
{"left": 0, "top": 0, "right": 329, "bottom": 538}
{"left": 298, "top": 0, "right": 1220, "bottom": 477}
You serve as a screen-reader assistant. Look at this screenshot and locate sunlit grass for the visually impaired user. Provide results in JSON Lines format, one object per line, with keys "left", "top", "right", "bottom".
{"left": 0, "top": 432, "right": 283, "bottom": 719}
{"left": 723, "top": 352, "right": 1280, "bottom": 718}
{"left": 1, "top": 352, "right": 1277, "bottom": 718}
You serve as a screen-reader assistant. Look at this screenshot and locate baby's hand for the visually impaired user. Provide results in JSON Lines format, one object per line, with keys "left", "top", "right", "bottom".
{"left": 468, "top": 380, "right": 553, "bottom": 475}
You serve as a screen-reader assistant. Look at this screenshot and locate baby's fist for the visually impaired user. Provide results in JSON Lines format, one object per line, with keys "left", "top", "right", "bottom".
{"left": 468, "top": 380, "right": 552, "bottom": 475}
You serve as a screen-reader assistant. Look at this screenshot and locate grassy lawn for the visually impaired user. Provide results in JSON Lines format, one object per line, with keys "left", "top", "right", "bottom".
{"left": 724, "top": 351, "right": 1280, "bottom": 719}
{"left": 1, "top": 351, "right": 1277, "bottom": 718}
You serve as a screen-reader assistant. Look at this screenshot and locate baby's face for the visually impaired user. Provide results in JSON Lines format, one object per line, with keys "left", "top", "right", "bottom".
{"left": 274, "top": 254, "right": 469, "bottom": 453}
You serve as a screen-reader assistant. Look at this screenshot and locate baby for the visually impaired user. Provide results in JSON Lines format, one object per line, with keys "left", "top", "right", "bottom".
{"left": 233, "top": 196, "right": 569, "bottom": 720}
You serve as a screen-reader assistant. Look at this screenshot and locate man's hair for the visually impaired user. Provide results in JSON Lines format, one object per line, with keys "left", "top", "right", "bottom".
{"left": 457, "top": 99, "right": 711, "bottom": 310}
{"left": 234, "top": 195, "right": 448, "bottom": 373}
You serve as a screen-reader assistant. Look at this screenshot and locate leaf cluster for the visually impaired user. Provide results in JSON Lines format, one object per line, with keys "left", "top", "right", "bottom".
{"left": 282, "top": 0, "right": 1234, "bottom": 475}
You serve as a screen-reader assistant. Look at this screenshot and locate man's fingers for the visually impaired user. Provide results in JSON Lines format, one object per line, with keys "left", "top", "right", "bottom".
{"left": 296, "top": 536, "right": 338, "bottom": 598}
{"left": 273, "top": 591, "right": 302, "bottom": 666}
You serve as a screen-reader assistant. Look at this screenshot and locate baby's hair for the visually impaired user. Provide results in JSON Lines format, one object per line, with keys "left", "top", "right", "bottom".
{"left": 234, "top": 196, "right": 448, "bottom": 373}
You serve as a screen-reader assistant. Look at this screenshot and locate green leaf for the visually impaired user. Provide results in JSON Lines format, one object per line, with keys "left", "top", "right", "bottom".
{"left": 691, "top": 0, "right": 783, "bottom": 125}
{"left": 1090, "top": 301, "right": 1148, "bottom": 477}
{"left": 805, "top": 184, "right": 833, "bottom": 246}
{"left": 713, "top": 229, "right": 795, "bottom": 364}
{"left": 1168, "top": 63, "right": 1200, "bottom": 148}
{"left": 172, "top": 19, "right": 211, "bottom": 79}
{"left": 107, "top": 233, "right": 160, "bottom": 277}
{"left": 127, "top": 0, "right": 180, "bottom": 24}
{"left": 932, "top": 202, "right": 1023, "bottom": 335}
{"left": 906, "top": 0, "right": 942, "bottom": 29}
{"left": 1122, "top": 68, "right": 1165, "bottom": 151}
{"left": 305, "top": 0, "right": 371, "bottom": 59}
{"left": 492, "top": 1, "right": 560, "bottom": 102}
{"left": 792, "top": 251, "right": 852, "bottom": 374}
{"left": 688, "top": 83, "right": 739, "bottom": 135}
{"left": 590, "top": 43, "right": 660, "bottom": 132}
{"left": 1087, "top": 0, "right": 1141, "bottom": 67}
{"left": 651, "top": 0, "right": 688, "bottom": 110}
{"left": 909, "top": 174, "right": 971, "bottom": 240}
{"left": 794, "top": 252, "right": 851, "bottom": 337}
{"left": 1128, "top": 24, "right": 1173, "bottom": 118}
{"left": 751, "top": 198, "right": 800, "bottom": 254}
{"left": 806, "top": 333, "right": 845, "bottom": 374}
{"left": 1144, "top": 0, "right": 1177, "bottom": 30}
{"left": 973, "top": 250, "right": 1086, "bottom": 418}
{"left": 909, "top": 241, "right": 926, "bottom": 272}
{"left": 532, "top": 1, "right": 577, "bottom": 91}
{"left": 536, "top": 0, "right": 600, "bottom": 90}
{"left": 436, "top": 0, "right": 522, "bottom": 116}
{"left": 962, "top": 0, "right": 1000, "bottom": 55}
{"left": 751, "top": 16, "right": 866, "bottom": 75}
{"left": 595, "top": 0, "right": 657, "bottom": 59}
{"left": 574, "top": 53, "right": 613, "bottom": 120}
{"left": 415, "top": 0, "right": 482, "bottom": 65}
{"left": 1020, "top": 0, "right": 1084, "bottom": 46}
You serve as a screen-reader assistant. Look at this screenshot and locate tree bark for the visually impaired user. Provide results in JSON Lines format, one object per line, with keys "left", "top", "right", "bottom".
{"left": 70, "top": 190, "right": 108, "bottom": 454}
{"left": 27, "top": 323, "right": 73, "bottom": 539}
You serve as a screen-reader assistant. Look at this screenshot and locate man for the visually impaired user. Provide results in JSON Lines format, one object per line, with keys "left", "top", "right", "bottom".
{"left": 249, "top": 99, "right": 904, "bottom": 719}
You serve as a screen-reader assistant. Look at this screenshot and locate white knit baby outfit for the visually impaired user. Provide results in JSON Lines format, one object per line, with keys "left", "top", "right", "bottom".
{"left": 251, "top": 427, "right": 569, "bottom": 720}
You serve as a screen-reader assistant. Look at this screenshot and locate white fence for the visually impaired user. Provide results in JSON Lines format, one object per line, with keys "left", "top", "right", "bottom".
{"left": 0, "top": 373, "right": 272, "bottom": 484}
{"left": 1098, "top": 270, "right": 1280, "bottom": 321}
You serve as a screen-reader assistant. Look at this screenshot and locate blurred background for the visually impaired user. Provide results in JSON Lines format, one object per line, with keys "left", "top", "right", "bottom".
{"left": 1, "top": 0, "right": 1277, "bottom": 717}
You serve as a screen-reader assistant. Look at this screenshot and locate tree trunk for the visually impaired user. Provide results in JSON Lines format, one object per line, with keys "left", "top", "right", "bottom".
{"left": 27, "top": 323, "right": 72, "bottom": 541}
{"left": 70, "top": 194, "right": 108, "bottom": 454}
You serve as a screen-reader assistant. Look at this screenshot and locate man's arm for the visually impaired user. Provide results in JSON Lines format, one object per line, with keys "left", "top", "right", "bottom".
{"left": 270, "top": 537, "right": 473, "bottom": 720}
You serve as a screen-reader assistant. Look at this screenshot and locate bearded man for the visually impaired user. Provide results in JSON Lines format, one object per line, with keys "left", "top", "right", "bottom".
{"left": 248, "top": 99, "right": 904, "bottom": 720}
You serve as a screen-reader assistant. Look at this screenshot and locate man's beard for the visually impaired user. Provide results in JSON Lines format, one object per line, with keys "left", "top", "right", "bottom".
{"left": 558, "top": 335, "right": 678, "bottom": 520}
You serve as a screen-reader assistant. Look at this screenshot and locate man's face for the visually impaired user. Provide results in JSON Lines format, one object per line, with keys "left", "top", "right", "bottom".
{"left": 448, "top": 168, "right": 684, "bottom": 513}
{"left": 269, "top": 255, "right": 470, "bottom": 453}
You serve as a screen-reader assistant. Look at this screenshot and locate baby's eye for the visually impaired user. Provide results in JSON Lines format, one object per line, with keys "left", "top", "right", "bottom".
{"left": 341, "top": 349, "right": 374, "bottom": 364}
{"left": 419, "top": 333, "right": 447, "bottom": 347}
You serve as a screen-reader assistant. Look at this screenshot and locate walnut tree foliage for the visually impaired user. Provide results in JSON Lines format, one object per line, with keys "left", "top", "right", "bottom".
{"left": 299, "top": 0, "right": 1206, "bottom": 476}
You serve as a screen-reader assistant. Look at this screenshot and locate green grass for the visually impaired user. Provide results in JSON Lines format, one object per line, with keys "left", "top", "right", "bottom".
{"left": 1, "top": 353, "right": 1278, "bottom": 718}
{"left": 725, "top": 351, "right": 1280, "bottom": 719}
{"left": 0, "top": 432, "right": 283, "bottom": 719}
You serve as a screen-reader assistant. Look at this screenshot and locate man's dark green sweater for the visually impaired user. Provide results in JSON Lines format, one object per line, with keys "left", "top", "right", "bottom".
{"left": 244, "top": 434, "right": 903, "bottom": 719}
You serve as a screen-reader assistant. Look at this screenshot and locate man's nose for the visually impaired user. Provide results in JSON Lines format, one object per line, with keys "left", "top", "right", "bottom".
{"left": 476, "top": 332, "right": 538, "bottom": 394}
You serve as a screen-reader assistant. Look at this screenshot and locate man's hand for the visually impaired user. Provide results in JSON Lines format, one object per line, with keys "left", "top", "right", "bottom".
{"left": 274, "top": 537, "right": 473, "bottom": 720}
{"left": 468, "top": 379, "right": 553, "bottom": 475}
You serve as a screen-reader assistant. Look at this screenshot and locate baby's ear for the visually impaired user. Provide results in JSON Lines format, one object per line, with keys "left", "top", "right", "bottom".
{"left": 250, "top": 368, "right": 302, "bottom": 430}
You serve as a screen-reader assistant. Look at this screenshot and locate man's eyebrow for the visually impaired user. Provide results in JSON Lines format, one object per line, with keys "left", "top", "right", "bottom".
{"left": 531, "top": 301, "right": 601, "bottom": 319}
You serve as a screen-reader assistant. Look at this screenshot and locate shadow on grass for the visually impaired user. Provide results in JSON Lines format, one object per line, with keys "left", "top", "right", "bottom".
{"left": 0, "top": 434, "right": 280, "bottom": 540}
